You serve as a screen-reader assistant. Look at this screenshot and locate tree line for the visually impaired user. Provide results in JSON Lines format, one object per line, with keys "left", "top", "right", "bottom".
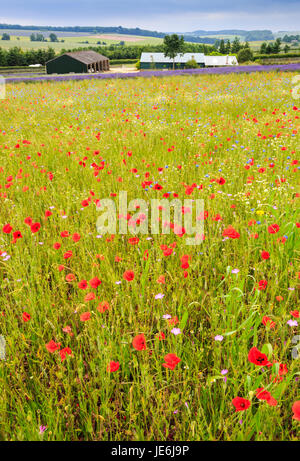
{"left": 0, "top": 43, "right": 214, "bottom": 67}
{"left": 282, "top": 34, "right": 300, "bottom": 43}
{"left": 0, "top": 37, "right": 254, "bottom": 67}
{"left": 1, "top": 36, "right": 297, "bottom": 67}
{"left": 259, "top": 38, "right": 293, "bottom": 54}
{"left": 0, "top": 47, "right": 55, "bottom": 66}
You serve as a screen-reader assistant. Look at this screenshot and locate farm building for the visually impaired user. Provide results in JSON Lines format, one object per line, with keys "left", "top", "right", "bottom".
{"left": 204, "top": 55, "right": 238, "bottom": 66}
{"left": 46, "top": 51, "right": 110, "bottom": 74}
{"left": 140, "top": 53, "right": 205, "bottom": 69}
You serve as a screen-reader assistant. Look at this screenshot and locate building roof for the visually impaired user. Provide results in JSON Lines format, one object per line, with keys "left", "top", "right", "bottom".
{"left": 204, "top": 55, "right": 238, "bottom": 66}
{"left": 140, "top": 52, "right": 205, "bottom": 63}
{"left": 46, "top": 50, "right": 109, "bottom": 65}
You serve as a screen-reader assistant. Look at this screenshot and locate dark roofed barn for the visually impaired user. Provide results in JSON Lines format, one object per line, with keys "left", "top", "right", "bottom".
{"left": 46, "top": 51, "right": 110, "bottom": 75}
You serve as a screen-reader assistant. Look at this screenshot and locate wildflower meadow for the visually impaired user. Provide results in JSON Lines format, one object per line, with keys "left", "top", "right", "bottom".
{"left": 0, "top": 71, "right": 299, "bottom": 441}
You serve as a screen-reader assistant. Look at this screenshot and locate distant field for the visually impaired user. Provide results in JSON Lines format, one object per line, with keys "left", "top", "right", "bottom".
{"left": 196, "top": 34, "right": 243, "bottom": 40}
{"left": 1, "top": 29, "right": 299, "bottom": 55}
{"left": 0, "top": 29, "right": 89, "bottom": 37}
{"left": 0, "top": 30, "right": 163, "bottom": 51}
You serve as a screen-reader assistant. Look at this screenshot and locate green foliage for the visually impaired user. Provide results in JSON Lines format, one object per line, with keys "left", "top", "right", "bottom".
{"left": 184, "top": 59, "right": 198, "bottom": 69}
{"left": 0, "top": 46, "right": 55, "bottom": 66}
{"left": 260, "top": 42, "right": 267, "bottom": 54}
{"left": 253, "top": 52, "right": 300, "bottom": 60}
{"left": 109, "top": 59, "right": 138, "bottom": 65}
{"left": 244, "top": 30, "right": 274, "bottom": 41}
{"left": 261, "top": 38, "right": 282, "bottom": 55}
{"left": 208, "top": 51, "right": 223, "bottom": 56}
{"left": 282, "top": 34, "right": 300, "bottom": 43}
{"left": 237, "top": 47, "right": 254, "bottom": 63}
{"left": 49, "top": 33, "right": 58, "bottom": 42}
{"left": 219, "top": 39, "right": 226, "bottom": 54}
{"left": 231, "top": 36, "right": 242, "bottom": 53}
{"left": 1, "top": 33, "right": 10, "bottom": 41}
{"left": 225, "top": 40, "right": 231, "bottom": 54}
{"left": 30, "top": 33, "right": 46, "bottom": 42}
{"left": 163, "top": 34, "right": 185, "bottom": 69}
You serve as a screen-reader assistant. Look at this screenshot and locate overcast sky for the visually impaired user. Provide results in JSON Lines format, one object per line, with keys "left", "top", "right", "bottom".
{"left": 1, "top": 0, "right": 300, "bottom": 32}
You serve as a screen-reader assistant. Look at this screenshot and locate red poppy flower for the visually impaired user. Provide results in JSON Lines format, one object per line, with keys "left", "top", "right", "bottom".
{"left": 185, "top": 186, "right": 194, "bottom": 195}
{"left": 13, "top": 231, "right": 22, "bottom": 240}
{"left": 292, "top": 401, "right": 300, "bottom": 421}
{"left": 261, "top": 251, "right": 270, "bottom": 260}
{"left": 72, "top": 233, "right": 81, "bottom": 242}
{"left": 89, "top": 277, "right": 102, "bottom": 289}
{"left": 84, "top": 292, "right": 95, "bottom": 302}
{"left": 2, "top": 224, "right": 12, "bottom": 234}
{"left": 163, "top": 247, "right": 173, "bottom": 257}
{"left": 97, "top": 301, "right": 110, "bottom": 313}
{"left": 123, "top": 270, "right": 135, "bottom": 282}
{"left": 65, "top": 273, "right": 76, "bottom": 282}
{"left": 156, "top": 332, "right": 165, "bottom": 341}
{"left": 157, "top": 275, "right": 165, "bottom": 284}
{"left": 255, "top": 388, "right": 277, "bottom": 406}
{"left": 31, "top": 222, "right": 41, "bottom": 233}
{"left": 80, "top": 312, "right": 91, "bottom": 322}
{"left": 59, "top": 347, "right": 72, "bottom": 362}
{"left": 46, "top": 340, "right": 61, "bottom": 353}
{"left": 168, "top": 316, "right": 179, "bottom": 326}
{"left": 22, "top": 312, "right": 31, "bottom": 322}
{"left": 63, "top": 251, "right": 73, "bottom": 259}
{"left": 62, "top": 325, "right": 73, "bottom": 336}
{"left": 53, "top": 242, "right": 61, "bottom": 250}
{"left": 232, "top": 397, "right": 251, "bottom": 412}
{"left": 216, "top": 177, "right": 226, "bottom": 185}
{"left": 266, "top": 396, "right": 278, "bottom": 406}
{"left": 258, "top": 280, "right": 268, "bottom": 291}
{"left": 132, "top": 334, "right": 146, "bottom": 350}
{"left": 268, "top": 224, "right": 279, "bottom": 234}
{"left": 256, "top": 387, "right": 271, "bottom": 401}
{"left": 262, "top": 316, "right": 275, "bottom": 329}
{"left": 248, "top": 347, "right": 271, "bottom": 366}
{"left": 290, "top": 310, "right": 299, "bottom": 318}
{"left": 129, "top": 237, "right": 139, "bottom": 245}
{"left": 223, "top": 226, "right": 240, "bottom": 239}
{"left": 107, "top": 361, "right": 120, "bottom": 372}
{"left": 24, "top": 217, "right": 32, "bottom": 226}
{"left": 162, "top": 353, "right": 181, "bottom": 370}
{"left": 78, "top": 280, "right": 88, "bottom": 290}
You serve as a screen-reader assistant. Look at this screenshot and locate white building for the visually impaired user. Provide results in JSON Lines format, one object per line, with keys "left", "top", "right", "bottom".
{"left": 140, "top": 53, "right": 205, "bottom": 69}
{"left": 204, "top": 55, "right": 238, "bottom": 66}
{"left": 140, "top": 52, "right": 238, "bottom": 69}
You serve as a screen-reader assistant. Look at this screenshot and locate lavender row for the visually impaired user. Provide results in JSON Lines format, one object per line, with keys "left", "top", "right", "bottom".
{"left": 4, "top": 63, "right": 300, "bottom": 84}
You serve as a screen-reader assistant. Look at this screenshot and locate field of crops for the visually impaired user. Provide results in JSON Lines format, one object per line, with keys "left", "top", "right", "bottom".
{"left": 0, "top": 71, "right": 299, "bottom": 441}
{"left": 0, "top": 32, "right": 163, "bottom": 51}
